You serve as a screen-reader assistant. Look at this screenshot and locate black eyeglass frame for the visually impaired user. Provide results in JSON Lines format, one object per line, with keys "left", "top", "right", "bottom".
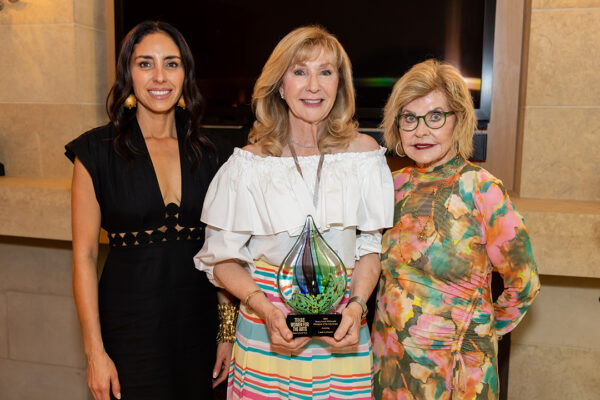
{"left": 397, "top": 110, "right": 455, "bottom": 132}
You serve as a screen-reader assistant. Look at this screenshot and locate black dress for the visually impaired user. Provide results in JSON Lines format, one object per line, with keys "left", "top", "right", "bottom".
{"left": 66, "top": 116, "right": 229, "bottom": 399}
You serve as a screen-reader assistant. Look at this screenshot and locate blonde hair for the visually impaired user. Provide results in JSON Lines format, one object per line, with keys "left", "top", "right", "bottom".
{"left": 248, "top": 25, "right": 357, "bottom": 156}
{"left": 382, "top": 59, "right": 476, "bottom": 159}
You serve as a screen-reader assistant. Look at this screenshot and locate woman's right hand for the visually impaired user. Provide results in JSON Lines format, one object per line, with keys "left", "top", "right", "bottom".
{"left": 86, "top": 351, "right": 121, "bottom": 400}
{"left": 262, "top": 302, "right": 310, "bottom": 352}
{"left": 213, "top": 262, "right": 311, "bottom": 351}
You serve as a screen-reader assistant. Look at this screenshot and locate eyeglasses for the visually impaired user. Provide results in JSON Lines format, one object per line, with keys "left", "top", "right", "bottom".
{"left": 397, "top": 110, "right": 455, "bottom": 132}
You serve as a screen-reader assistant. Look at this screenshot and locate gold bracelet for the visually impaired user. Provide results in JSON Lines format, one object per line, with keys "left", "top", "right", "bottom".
{"left": 244, "top": 289, "right": 263, "bottom": 312}
{"left": 216, "top": 303, "right": 238, "bottom": 343}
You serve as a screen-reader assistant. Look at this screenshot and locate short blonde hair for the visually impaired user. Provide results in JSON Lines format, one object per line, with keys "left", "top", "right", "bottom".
{"left": 249, "top": 25, "right": 357, "bottom": 156}
{"left": 382, "top": 59, "right": 476, "bottom": 159}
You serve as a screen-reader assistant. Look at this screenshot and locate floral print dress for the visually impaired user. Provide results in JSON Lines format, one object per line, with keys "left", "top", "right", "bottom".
{"left": 372, "top": 156, "right": 540, "bottom": 400}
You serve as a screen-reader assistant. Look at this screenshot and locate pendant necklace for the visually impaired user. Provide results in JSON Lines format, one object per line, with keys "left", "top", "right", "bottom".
{"left": 288, "top": 142, "right": 324, "bottom": 207}
{"left": 402, "top": 170, "right": 440, "bottom": 242}
{"left": 396, "top": 171, "right": 446, "bottom": 264}
{"left": 289, "top": 137, "right": 319, "bottom": 149}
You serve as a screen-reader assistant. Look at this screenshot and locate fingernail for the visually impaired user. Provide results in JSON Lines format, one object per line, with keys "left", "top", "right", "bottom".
{"left": 116, "top": 393, "right": 121, "bottom": 399}
{"left": 213, "top": 371, "right": 218, "bottom": 378}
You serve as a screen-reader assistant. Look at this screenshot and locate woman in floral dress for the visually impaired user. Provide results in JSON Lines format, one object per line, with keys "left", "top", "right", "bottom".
{"left": 372, "top": 59, "right": 540, "bottom": 400}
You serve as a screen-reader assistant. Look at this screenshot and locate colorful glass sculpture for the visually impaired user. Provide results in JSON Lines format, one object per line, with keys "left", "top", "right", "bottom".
{"left": 277, "top": 215, "right": 347, "bottom": 314}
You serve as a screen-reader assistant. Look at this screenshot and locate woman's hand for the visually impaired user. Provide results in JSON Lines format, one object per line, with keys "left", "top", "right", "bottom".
{"left": 212, "top": 342, "right": 233, "bottom": 388}
{"left": 320, "top": 302, "right": 362, "bottom": 348}
{"left": 263, "top": 304, "right": 310, "bottom": 351}
{"left": 213, "top": 262, "right": 310, "bottom": 351}
{"left": 86, "top": 351, "right": 120, "bottom": 400}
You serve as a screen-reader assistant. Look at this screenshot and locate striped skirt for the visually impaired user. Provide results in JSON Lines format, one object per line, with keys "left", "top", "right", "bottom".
{"left": 227, "top": 260, "right": 373, "bottom": 400}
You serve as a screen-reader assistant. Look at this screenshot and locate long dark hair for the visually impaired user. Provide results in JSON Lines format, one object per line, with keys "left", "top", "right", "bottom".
{"left": 107, "top": 20, "right": 214, "bottom": 167}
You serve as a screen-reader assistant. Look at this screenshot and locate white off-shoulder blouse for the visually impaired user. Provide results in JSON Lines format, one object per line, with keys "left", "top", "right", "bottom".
{"left": 194, "top": 147, "right": 394, "bottom": 286}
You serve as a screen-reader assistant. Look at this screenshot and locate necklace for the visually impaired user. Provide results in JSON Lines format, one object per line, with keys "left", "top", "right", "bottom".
{"left": 288, "top": 142, "right": 324, "bottom": 207}
{"left": 396, "top": 156, "right": 462, "bottom": 263}
{"left": 289, "top": 138, "right": 319, "bottom": 149}
{"left": 402, "top": 169, "right": 442, "bottom": 242}
{"left": 395, "top": 170, "right": 451, "bottom": 264}
{"left": 399, "top": 186, "right": 438, "bottom": 242}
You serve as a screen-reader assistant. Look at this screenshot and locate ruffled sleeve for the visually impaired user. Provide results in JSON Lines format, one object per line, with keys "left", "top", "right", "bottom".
{"left": 356, "top": 148, "right": 394, "bottom": 232}
{"left": 353, "top": 149, "right": 394, "bottom": 258}
{"left": 195, "top": 147, "right": 395, "bottom": 282}
{"left": 199, "top": 148, "right": 295, "bottom": 234}
{"left": 201, "top": 147, "right": 394, "bottom": 235}
{"left": 193, "top": 226, "right": 253, "bottom": 287}
{"left": 355, "top": 230, "right": 383, "bottom": 259}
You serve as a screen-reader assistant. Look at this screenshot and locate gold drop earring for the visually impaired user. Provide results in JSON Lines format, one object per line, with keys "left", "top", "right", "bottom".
{"left": 124, "top": 93, "right": 137, "bottom": 109}
{"left": 177, "top": 96, "right": 186, "bottom": 109}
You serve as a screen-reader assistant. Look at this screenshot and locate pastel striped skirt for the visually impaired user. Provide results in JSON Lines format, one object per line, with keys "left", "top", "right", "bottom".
{"left": 227, "top": 260, "right": 373, "bottom": 400}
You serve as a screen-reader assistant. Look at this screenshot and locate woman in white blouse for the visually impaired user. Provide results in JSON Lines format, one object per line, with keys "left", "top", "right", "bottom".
{"left": 194, "top": 25, "right": 394, "bottom": 400}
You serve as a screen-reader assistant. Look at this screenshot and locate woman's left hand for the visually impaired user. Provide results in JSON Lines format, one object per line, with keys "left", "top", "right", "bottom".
{"left": 319, "top": 302, "right": 363, "bottom": 348}
{"left": 212, "top": 342, "right": 234, "bottom": 388}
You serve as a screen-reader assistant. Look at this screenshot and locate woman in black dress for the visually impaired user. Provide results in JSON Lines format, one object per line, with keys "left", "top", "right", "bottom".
{"left": 66, "top": 21, "right": 235, "bottom": 400}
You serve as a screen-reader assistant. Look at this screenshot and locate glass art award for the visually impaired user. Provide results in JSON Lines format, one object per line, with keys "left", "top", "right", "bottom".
{"left": 277, "top": 215, "right": 347, "bottom": 337}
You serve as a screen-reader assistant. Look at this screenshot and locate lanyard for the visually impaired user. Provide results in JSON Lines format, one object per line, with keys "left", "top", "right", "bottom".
{"left": 288, "top": 142, "right": 325, "bottom": 208}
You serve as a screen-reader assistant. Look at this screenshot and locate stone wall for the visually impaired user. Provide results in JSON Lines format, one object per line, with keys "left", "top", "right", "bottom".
{"left": 0, "top": 1, "right": 108, "bottom": 399}
{"left": 507, "top": 1, "right": 600, "bottom": 399}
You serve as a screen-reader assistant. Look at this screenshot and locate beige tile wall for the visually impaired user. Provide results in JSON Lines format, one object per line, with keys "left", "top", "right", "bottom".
{"left": 520, "top": 107, "right": 599, "bottom": 201}
{"left": 508, "top": 343, "right": 600, "bottom": 400}
{"left": 0, "top": 359, "right": 88, "bottom": 400}
{"left": 0, "top": 104, "right": 105, "bottom": 179}
{"left": 0, "top": 0, "right": 75, "bottom": 25}
{"left": 0, "top": 0, "right": 107, "bottom": 179}
{"left": 508, "top": 277, "right": 600, "bottom": 399}
{"left": 0, "top": 1, "right": 107, "bottom": 398}
{"left": 520, "top": 4, "right": 600, "bottom": 201}
{"left": 521, "top": 210, "right": 600, "bottom": 278}
{"left": 511, "top": 1, "right": 600, "bottom": 398}
{"left": 0, "top": 293, "right": 7, "bottom": 359}
{"left": 0, "top": 179, "right": 71, "bottom": 240}
{"left": 7, "top": 292, "right": 85, "bottom": 368}
{"left": 0, "top": 238, "right": 88, "bottom": 400}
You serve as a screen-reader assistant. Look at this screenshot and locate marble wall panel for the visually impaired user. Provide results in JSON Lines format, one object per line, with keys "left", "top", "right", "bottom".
{"left": 0, "top": 180, "right": 71, "bottom": 241}
{"left": 508, "top": 344, "right": 600, "bottom": 399}
{"left": 0, "top": 25, "right": 77, "bottom": 104}
{"left": 0, "top": 359, "right": 87, "bottom": 400}
{"left": 520, "top": 107, "right": 600, "bottom": 201}
{"left": 7, "top": 291, "right": 85, "bottom": 368}
{"left": 75, "top": 25, "right": 109, "bottom": 105}
{"left": 41, "top": 104, "right": 107, "bottom": 178}
{"left": 73, "top": 0, "right": 106, "bottom": 29}
{"left": 0, "top": 105, "right": 42, "bottom": 177}
{"left": 511, "top": 276, "right": 600, "bottom": 350}
{"left": 0, "top": 0, "right": 74, "bottom": 25}
{"left": 0, "top": 103, "right": 106, "bottom": 178}
{"left": 533, "top": 0, "right": 600, "bottom": 8}
{"left": 521, "top": 211, "right": 600, "bottom": 278}
{"left": 0, "top": 239, "right": 72, "bottom": 296}
{"left": 0, "top": 293, "right": 6, "bottom": 358}
{"left": 526, "top": 8, "right": 600, "bottom": 106}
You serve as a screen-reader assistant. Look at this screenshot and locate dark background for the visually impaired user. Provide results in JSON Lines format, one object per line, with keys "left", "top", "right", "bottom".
{"left": 114, "top": 0, "right": 494, "bottom": 129}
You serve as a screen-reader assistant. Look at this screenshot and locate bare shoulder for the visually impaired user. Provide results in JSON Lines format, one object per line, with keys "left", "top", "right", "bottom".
{"left": 346, "top": 132, "right": 380, "bottom": 153}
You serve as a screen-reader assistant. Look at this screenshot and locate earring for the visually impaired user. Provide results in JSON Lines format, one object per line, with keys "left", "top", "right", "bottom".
{"left": 280, "top": 91, "right": 284, "bottom": 100}
{"left": 177, "top": 96, "right": 186, "bottom": 109}
{"left": 123, "top": 93, "right": 137, "bottom": 109}
{"left": 395, "top": 142, "right": 406, "bottom": 157}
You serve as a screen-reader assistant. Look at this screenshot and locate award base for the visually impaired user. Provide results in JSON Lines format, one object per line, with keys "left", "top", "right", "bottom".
{"left": 286, "top": 313, "right": 342, "bottom": 337}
